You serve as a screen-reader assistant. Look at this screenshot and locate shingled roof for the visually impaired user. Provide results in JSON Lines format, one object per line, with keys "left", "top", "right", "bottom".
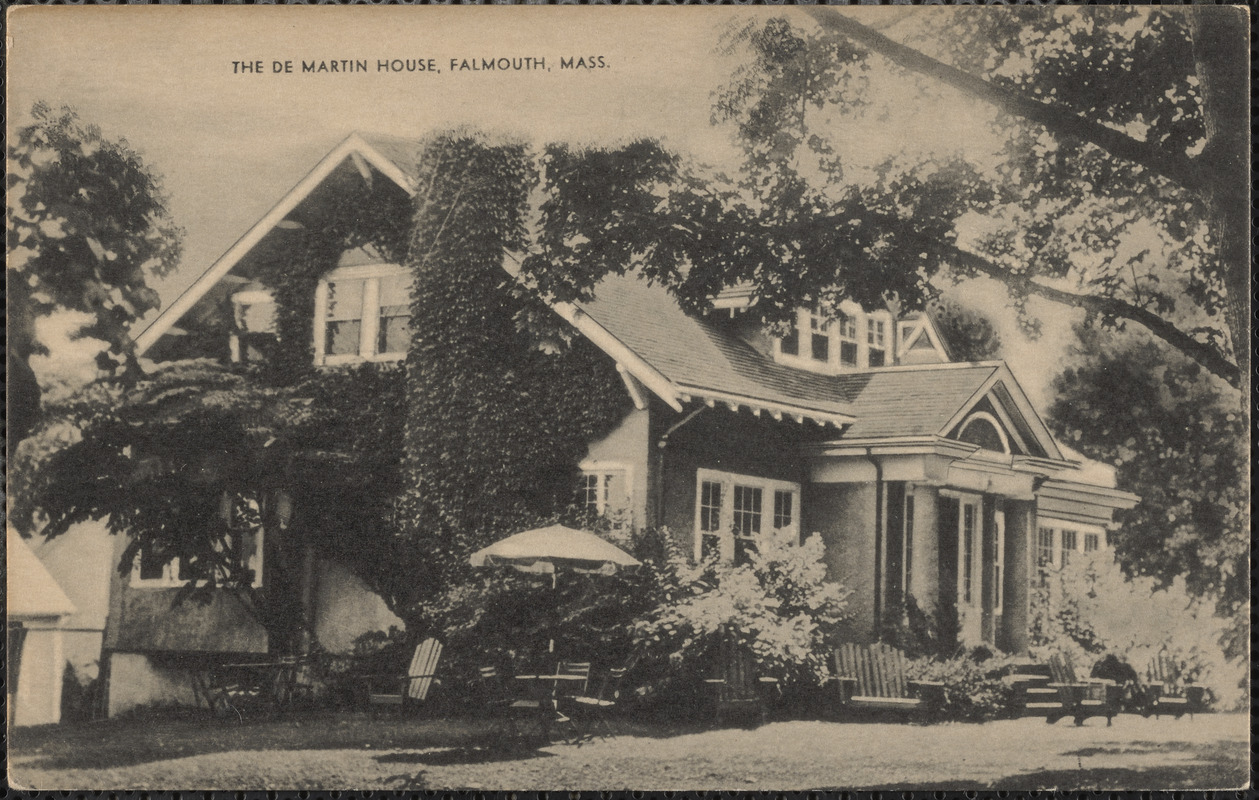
{"left": 577, "top": 272, "right": 1007, "bottom": 440}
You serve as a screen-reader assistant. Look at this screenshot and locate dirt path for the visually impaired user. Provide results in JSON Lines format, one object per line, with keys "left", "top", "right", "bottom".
{"left": 10, "top": 712, "right": 1248, "bottom": 790}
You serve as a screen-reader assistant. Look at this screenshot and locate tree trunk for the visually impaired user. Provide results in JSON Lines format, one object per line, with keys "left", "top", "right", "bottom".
{"left": 1189, "top": 5, "right": 1251, "bottom": 407}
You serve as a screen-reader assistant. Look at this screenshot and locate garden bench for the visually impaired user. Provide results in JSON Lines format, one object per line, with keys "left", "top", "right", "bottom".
{"left": 830, "top": 642, "right": 944, "bottom": 717}
{"left": 1141, "top": 653, "right": 1206, "bottom": 719}
{"left": 1046, "top": 652, "right": 1119, "bottom": 726}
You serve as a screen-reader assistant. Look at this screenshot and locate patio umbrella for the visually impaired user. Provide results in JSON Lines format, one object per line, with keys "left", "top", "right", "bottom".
{"left": 469, "top": 524, "right": 641, "bottom": 653}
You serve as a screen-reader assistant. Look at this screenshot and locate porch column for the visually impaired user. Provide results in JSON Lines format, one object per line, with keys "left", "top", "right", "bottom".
{"left": 1001, "top": 500, "right": 1033, "bottom": 654}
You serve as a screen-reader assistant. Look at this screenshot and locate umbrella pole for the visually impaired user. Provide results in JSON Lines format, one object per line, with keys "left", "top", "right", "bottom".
{"left": 549, "top": 571, "right": 557, "bottom": 654}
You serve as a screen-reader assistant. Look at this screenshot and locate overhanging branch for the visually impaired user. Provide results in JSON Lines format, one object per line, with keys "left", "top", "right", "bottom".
{"left": 948, "top": 247, "right": 1240, "bottom": 389}
{"left": 803, "top": 7, "right": 1209, "bottom": 196}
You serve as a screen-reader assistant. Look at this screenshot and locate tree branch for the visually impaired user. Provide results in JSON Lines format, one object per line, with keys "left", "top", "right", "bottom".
{"left": 947, "top": 246, "right": 1240, "bottom": 389}
{"left": 803, "top": 7, "right": 1210, "bottom": 196}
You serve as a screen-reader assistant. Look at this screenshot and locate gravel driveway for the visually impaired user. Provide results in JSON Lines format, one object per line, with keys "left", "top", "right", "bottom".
{"left": 10, "top": 711, "right": 1248, "bottom": 791}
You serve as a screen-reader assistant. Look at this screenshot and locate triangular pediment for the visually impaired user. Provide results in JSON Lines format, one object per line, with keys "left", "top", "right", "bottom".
{"left": 941, "top": 371, "right": 1059, "bottom": 459}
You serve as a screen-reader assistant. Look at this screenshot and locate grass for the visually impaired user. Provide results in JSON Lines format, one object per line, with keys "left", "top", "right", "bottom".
{"left": 9, "top": 709, "right": 1249, "bottom": 791}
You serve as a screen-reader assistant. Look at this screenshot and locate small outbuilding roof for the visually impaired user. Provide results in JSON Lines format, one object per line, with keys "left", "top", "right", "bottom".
{"left": 7, "top": 528, "right": 76, "bottom": 620}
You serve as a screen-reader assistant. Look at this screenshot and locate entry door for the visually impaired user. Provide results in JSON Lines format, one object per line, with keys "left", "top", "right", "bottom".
{"left": 955, "top": 495, "right": 983, "bottom": 645}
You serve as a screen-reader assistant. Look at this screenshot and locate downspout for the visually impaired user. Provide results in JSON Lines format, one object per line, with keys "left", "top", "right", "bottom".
{"left": 865, "top": 447, "right": 884, "bottom": 638}
{"left": 654, "top": 406, "right": 707, "bottom": 528}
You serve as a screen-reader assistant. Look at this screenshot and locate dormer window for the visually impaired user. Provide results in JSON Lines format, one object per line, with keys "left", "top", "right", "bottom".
{"left": 867, "top": 318, "right": 887, "bottom": 367}
{"left": 838, "top": 314, "right": 859, "bottom": 366}
{"left": 808, "top": 312, "right": 830, "bottom": 362}
{"left": 314, "top": 263, "right": 411, "bottom": 365}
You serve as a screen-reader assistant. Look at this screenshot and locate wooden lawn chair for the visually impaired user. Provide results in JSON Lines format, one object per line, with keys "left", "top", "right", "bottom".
{"left": 365, "top": 638, "right": 443, "bottom": 708}
{"left": 1141, "top": 653, "right": 1206, "bottom": 719}
{"left": 703, "top": 638, "right": 779, "bottom": 727}
{"left": 571, "top": 666, "right": 630, "bottom": 741}
{"left": 831, "top": 642, "right": 944, "bottom": 718}
{"left": 1046, "top": 652, "right": 1119, "bottom": 726}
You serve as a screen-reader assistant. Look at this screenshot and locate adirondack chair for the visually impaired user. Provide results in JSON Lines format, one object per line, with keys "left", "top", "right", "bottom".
{"left": 1046, "top": 653, "right": 1119, "bottom": 726}
{"left": 703, "top": 638, "right": 780, "bottom": 727}
{"left": 365, "top": 638, "right": 443, "bottom": 707}
{"left": 830, "top": 642, "right": 944, "bottom": 717}
{"left": 1141, "top": 653, "right": 1206, "bottom": 719}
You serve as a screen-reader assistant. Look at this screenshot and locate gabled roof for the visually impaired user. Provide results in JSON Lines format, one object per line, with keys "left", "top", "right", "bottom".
{"left": 141, "top": 132, "right": 1067, "bottom": 458}
{"left": 7, "top": 527, "right": 76, "bottom": 620}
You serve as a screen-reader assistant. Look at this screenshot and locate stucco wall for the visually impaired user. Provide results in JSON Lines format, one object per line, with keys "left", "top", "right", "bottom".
{"left": 34, "top": 520, "right": 114, "bottom": 633}
{"left": 804, "top": 482, "right": 878, "bottom": 641}
{"left": 583, "top": 407, "right": 651, "bottom": 527}
{"left": 313, "top": 559, "right": 404, "bottom": 654}
{"left": 106, "top": 652, "right": 200, "bottom": 717}
{"left": 907, "top": 484, "right": 940, "bottom": 615}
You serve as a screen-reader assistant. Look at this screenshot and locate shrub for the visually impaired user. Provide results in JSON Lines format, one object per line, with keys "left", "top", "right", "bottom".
{"left": 632, "top": 527, "right": 851, "bottom": 699}
{"left": 1029, "top": 555, "right": 1245, "bottom": 710}
{"left": 903, "top": 652, "right": 1018, "bottom": 722}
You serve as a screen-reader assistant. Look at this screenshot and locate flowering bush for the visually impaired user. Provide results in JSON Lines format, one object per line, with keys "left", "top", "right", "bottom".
{"left": 903, "top": 653, "right": 1018, "bottom": 722}
{"left": 1029, "top": 555, "right": 1245, "bottom": 710}
{"left": 632, "top": 528, "right": 852, "bottom": 695}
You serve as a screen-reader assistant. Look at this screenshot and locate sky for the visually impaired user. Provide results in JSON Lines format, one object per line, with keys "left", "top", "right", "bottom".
{"left": 7, "top": 6, "right": 1086, "bottom": 409}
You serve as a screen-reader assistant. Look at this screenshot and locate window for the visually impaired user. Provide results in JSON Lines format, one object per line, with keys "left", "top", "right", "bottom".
{"left": 1037, "top": 527, "right": 1056, "bottom": 567}
{"left": 809, "top": 312, "right": 830, "bottom": 362}
{"left": 1059, "top": 528, "right": 1077, "bottom": 566}
{"left": 904, "top": 494, "right": 915, "bottom": 597}
{"left": 1083, "top": 532, "right": 1100, "bottom": 553}
{"left": 780, "top": 320, "right": 799, "bottom": 356}
{"left": 867, "top": 318, "right": 887, "bottom": 367}
{"left": 961, "top": 502, "right": 975, "bottom": 604}
{"left": 131, "top": 497, "right": 264, "bottom": 589}
{"left": 230, "top": 288, "right": 276, "bottom": 363}
{"left": 314, "top": 263, "right": 411, "bottom": 365}
{"left": 992, "top": 510, "right": 1005, "bottom": 614}
{"left": 578, "top": 463, "right": 631, "bottom": 524}
{"left": 839, "top": 313, "right": 859, "bottom": 366}
{"left": 699, "top": 480, "right": 723, "bottom": 560}
{"left": 694, "top": 469, "right": 800, "bottom": 564}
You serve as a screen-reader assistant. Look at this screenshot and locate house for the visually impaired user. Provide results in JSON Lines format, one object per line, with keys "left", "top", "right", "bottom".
{"left": 103, "top": 132, "right": 1135, "bottom": 712}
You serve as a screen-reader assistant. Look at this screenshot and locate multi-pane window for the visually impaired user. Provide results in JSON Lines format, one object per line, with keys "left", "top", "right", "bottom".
{"left": 867, "top": 318, "right": 887, "bottom": 367}
{"left": 324, "top": 278, "right": 366, "bottom": 357}
{"left": 694, "top": 470, "right": 800, "bottom": 563}
{"left": 376, "top": 273, "right": 411, "bottom": 356}
{"left": 1059, "top": 528, "right": 1077, "bottom": 567}
{"left": 732, "top": 485, "right": 763, "bottom": 564}
{"left": 961, "top": 503, "right": 976, "bottom": 604}
{"left": 772, "top": 490, "right": 794, "bottom": 531}
{"left": 903, "top": 494, "right": 915, "bottom": 597}
{"left": 992, "top": 511, "right": 1005, "bottom": 613}
{"left": 578, "top": 466, "right": 630, "bottom": 524}
{"left": 780, "top": 318, "right": 800, "bottom": 356}
{"left": 699, "top": 480, "right": 723, "bottom": 560}
{"left": 838, "top": 314, "right": 859, "bottom": 366}
{"left": 1037, "top": 527, "right": 1056, "bottom": 567}
{"left": 1083, "top": 533, "right": 1100, "bottom": 553}
{"left": 809, "top": 313, "right": 830, "bottom": 362}
{"left": 315, "top": 264, "right": 411, "bottom": 364}
{"left": 132, "top": 497, "right": 264, "bottom": 589}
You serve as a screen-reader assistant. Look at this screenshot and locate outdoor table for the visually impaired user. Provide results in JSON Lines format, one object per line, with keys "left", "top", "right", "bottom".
{"left": 193, "top": 658, "right": 308, "bottom": 717}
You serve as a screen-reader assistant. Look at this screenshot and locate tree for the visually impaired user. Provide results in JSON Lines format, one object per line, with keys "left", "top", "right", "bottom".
{"left": 1045, "top": 327, "right": 1247, "bottom": 657}
{"left": 6, "top": 103, "right": 184, "bottom": 443}
{"left": 782, "top": 7, "right": 1247, "bottom": 392}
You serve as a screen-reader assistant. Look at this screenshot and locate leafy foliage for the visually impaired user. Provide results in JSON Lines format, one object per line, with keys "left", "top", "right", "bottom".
{"left": 6, "top": 103, "right": 183, "bottom": 441}
{"left": 1028, "top": 555, "right": 1245, "bottom": 710}
{"left": 904, "top": 653, "right": 1017, "bottom": 722}
{"left": 713, "top": 9, "right": 1246, "bottom": 390}
{"left": 1045, "top": 327, "right": 1247, "bottom": 647}
{"left": 632, "top": 528, "right": 851, "bottom": 693}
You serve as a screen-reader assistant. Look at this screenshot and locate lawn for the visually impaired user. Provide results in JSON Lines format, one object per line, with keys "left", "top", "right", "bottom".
{"left": 9, "top": 710, "right": 1249, "bottom": 791}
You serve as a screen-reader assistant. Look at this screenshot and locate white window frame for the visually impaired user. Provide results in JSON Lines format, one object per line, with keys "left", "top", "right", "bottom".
{"left": 866, "top": 317, "right": 887, "bottom": 366}
{"left": 773, "top": 306, "right": 895, "bottom": 373}
{"left": 131, "top": 531, "right": 265, "bottom": 590}
{"left": 313, "top": 262, "right": 411, "bottom": 366}
{"left": 577, "top": 460, "right": 633, "bottom": 522}
{"left": 229, "top": 288, "right": 277, "bottom": 363}
{"left": 1035, "top": 519, "right": 1109, "bottom": 570}
{"left": 693, "top": 468, "right": 801, "bottom": 563}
